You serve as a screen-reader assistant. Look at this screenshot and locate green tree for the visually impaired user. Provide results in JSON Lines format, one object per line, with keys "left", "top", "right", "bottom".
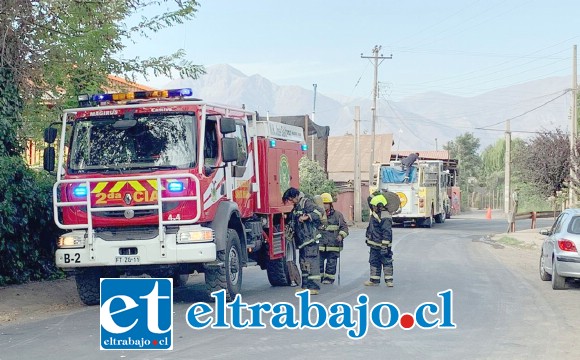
{"left": 444, "top": 133, "right": 481, "bottom": 208}
{"left": 0, "top": 69, "right": 24, "bottom": 157}
{"left": 298, "top": 157, "right": 336, "bottom": 198}
{"left": 445, "top": 132, "right": 482, "bottom": 180}
{"left": 1, "top": 0, "right": 205, "bottom": 141}
{"left": 479, "top": 137, "right": 542, "bottom": 210}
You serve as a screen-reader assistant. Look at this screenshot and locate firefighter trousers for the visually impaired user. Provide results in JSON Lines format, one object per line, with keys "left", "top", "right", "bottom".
{"left": 299, "top": 241, "right": 321, "bottom": 290}
{"left": 319, "top": 250, "right": 339, "bottom": 283}
{"left": 368, "top": 246, "right": 393, "bottom": 284}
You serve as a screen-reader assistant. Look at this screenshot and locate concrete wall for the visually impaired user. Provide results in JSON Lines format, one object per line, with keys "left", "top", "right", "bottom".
{"left": 334, "top": 185, "right": 370, "bottom": 223}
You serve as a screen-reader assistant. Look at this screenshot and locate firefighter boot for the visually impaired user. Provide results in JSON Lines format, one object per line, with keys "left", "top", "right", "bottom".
{"left": 364, "top": 280, "right": 380, "bottom": 286}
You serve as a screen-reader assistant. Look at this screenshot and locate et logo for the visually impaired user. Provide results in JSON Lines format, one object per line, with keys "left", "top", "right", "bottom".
{"left": 100, "top": 278, "right": 173, "bottom": 350}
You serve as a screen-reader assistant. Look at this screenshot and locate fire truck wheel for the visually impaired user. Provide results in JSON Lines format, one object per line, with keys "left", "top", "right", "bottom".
{"left": 205, "top": 229, "right": 242, "bottom": 301}
{"left": 266, "top": 236, "right": 297, "bottom": 287}
{"left": 75, "top": 269, "right": 101, "bottom": 306}
{"left": 435, "top": 210, "right": 445, "bottom": 224}
{"left": 173, "top": 274, "right": 189, "bottom": 287}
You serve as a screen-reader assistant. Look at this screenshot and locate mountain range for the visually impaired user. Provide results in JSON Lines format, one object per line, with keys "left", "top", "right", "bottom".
{"left": 164, "top": 64, "right": 572, "bottom": 151}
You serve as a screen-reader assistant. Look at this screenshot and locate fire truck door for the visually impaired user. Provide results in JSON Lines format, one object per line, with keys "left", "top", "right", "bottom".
{"left": 223, "top": 133, "right": 235, "bottom": 201}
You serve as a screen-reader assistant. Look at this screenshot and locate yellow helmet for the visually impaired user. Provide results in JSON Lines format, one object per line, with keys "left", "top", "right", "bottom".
{"left": 369, "top": 194, "right": 387, "bottom": 207}
{"left": 320, "top": 193, "right": 333, "bottom": 203}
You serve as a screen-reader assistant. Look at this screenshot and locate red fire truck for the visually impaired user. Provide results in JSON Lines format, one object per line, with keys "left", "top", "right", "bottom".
{"left": 43, "top": 88, "right": 306, "bottom": 305}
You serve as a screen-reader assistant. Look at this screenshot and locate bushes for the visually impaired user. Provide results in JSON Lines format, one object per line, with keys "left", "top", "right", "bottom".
{"left": 0, "top": 156, "right": 64, "bottom": 285}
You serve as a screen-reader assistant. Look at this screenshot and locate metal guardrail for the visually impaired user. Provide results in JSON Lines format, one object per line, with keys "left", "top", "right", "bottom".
{"left": 509, "top": 210, "right": 560, "bottom": 232}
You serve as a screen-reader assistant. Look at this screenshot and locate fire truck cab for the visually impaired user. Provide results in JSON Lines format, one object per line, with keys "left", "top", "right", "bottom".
{"left": 43, "top": 88, "right": 305, "bottom": 305}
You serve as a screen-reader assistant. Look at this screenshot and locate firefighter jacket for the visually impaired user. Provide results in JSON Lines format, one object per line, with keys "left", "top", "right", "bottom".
{"left": 291, "top": 194, "right": 323, "bottom": 249}
{"left": 319, "top": 208, "right": 349, "bottom": 252}
{"left": 365, "top": 211, "right": 393, "bottom": 249}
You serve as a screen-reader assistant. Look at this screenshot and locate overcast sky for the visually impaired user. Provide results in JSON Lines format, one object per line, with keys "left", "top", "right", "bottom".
{"left": 122, "top": 0, "right": 580, "bottom": 101}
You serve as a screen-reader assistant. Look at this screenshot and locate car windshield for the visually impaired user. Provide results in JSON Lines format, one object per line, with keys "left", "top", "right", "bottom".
{"left": 68, "top": 112, "right": 197, "bottom": 173}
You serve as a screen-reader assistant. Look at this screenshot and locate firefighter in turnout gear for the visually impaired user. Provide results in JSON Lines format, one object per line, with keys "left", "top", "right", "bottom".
{"left": 283, "top": 187, "right": 323, "bottom": 295}
{"left": 318, "top": 193, "right": 348, "bottom": 284}
{"left": 364, "top": 193, "right": 394, "bottom": 287}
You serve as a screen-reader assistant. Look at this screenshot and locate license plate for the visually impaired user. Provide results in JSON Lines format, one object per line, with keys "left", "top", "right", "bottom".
{"left": 115, "top": 256, "right": 140, "bottom": 265}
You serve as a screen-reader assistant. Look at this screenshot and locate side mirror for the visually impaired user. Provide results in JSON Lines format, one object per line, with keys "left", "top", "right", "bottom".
{"left": 539, "top": 228, "right": 551, "bottom": 236}
{"left": 220, "top": 117, "right": 236, "bottom": 134}
{"left": 221, "top": 137, "right": 238, "bottom": 163}
{"left": 203, "top": 165, "right": 215, "bottom": 177}
{"left": 43, "top": 147, "right": 55, "bottom": 172}
{"left": 44, "top": 127, "right": 57, "bottom": 144}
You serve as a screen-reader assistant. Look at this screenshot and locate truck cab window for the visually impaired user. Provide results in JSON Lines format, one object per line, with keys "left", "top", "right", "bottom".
{"left": 204, "top": 120, "right": 219, "bottom": 165}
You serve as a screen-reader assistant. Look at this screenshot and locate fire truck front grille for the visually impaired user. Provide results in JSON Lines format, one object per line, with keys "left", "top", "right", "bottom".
{"left": 96, "top": 227, "right": 159, "bottom": 241}
{"left": 96, "top": 209, "right": 158, "bottom": 218}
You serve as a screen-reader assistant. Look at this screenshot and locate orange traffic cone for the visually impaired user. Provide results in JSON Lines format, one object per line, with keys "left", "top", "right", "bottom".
{"left": 486, "top": 207, "right": 492, "bottom": 220}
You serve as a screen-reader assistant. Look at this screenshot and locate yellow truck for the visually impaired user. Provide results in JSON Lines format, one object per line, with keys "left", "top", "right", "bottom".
{"left": 372, "top": 160, "right": 454, "bottom": 227}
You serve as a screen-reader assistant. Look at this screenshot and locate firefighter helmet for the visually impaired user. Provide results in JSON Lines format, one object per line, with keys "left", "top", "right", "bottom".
{"left": 320, "top": 193, "right": 333, "bottom": 203}
{"left": 369, "top": 194, "right": 388, "bottom": 207}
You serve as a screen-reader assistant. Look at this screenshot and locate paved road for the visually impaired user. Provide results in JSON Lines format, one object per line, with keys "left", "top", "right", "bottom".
{"left": 1, "top": 215, "right": 577, "bottom": 360}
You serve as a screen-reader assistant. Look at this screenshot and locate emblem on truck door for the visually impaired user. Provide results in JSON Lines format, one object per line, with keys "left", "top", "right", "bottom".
{"left": 279, "top": 154, "right": 290, "bottom": 194}
{"left": 124, "top": 193, "right": 133, "bottom": 205}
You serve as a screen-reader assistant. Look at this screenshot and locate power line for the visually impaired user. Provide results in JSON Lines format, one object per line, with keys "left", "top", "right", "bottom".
{"left": 473, "top": 128, "right": 551, "bottom": 134}
{"left": 477, "top": 89, "right": 572, "bottom": 129}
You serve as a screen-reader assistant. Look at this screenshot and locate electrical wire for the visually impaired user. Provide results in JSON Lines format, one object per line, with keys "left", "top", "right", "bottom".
{"left": 477, "top": 89, "right": 572, "bottom": 129}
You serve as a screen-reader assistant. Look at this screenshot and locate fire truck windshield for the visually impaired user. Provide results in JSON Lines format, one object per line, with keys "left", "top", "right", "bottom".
{"left": 68, "top": 113, "right": 196, "bottom": 173}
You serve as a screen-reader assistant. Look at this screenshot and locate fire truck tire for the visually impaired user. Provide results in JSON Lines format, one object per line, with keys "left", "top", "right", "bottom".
{"left": 205, "top": 229, "right": 242, "bottom": 301}
{"left": 422, "top": 208, "right": 434, "bottom": 228}
{"left": 435, "top": 210, "right": 445, "bottom": 223}
{"left": 75, "top": 269, "right": 101, "bottom": 306}
{"left": 173, "top": 274, "right": 189, "bottom": 287}
{"left": 266, "top": 237, "right": 297, "bottom": 286}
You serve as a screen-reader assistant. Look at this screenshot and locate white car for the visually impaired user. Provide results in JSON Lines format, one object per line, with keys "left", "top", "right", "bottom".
{"left": 539, "top": 208, "right": 580, "bottom": 290}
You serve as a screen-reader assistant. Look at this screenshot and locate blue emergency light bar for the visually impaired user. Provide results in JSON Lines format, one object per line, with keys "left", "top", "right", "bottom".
{"left": 83, "top": 88, "right": 194, "bottom": 105}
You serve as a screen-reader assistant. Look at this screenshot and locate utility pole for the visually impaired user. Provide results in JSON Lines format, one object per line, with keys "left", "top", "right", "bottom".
{"left": 504, "top": 119, "right": 511, "bottom": 215}
{"left": 312, "top": 84, "right": 317, "bottom": 161}
{"left": 354, "top": 106, "right": 362, "bottom": 223}
{"left": 361, "top": 45, "right": 392, "bottom": 183}
{"left": 435, "top": 138, "right": 438, "bottom": 151}
{"left": 569, "top": 45, "right": 578, "bottom": 207}
{"left": 304, "top": 114, "right": 309, "bottom": 158}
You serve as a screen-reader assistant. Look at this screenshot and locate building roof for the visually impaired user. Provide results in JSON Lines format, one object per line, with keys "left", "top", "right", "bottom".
{"left": 104, "top": 75, "right": 156, "bottom": 92}
{"left": 327, "top": 133, "right": 393, "bottom": 182}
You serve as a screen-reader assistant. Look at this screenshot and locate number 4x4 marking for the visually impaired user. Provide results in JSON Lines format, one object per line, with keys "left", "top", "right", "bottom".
{"left": 168, "top": 214, "right": 181, "bottom": 221}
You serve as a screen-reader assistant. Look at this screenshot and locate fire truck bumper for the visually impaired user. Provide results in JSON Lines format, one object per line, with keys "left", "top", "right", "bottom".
{"left": 55, "top": 235, "right": 216, "bottom": 268}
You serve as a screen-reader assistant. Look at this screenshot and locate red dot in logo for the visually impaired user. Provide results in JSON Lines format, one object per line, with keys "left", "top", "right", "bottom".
{"left": 400, "top": 313, "right": 415, "bottom": 329}
{"left": 153, "top": 340, "right": 158, "bottom": 346}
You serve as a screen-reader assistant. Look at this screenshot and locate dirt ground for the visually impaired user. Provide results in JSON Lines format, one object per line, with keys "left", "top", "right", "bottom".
{"left": 0, "top": 277, "right": 83, "bottom": 325}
